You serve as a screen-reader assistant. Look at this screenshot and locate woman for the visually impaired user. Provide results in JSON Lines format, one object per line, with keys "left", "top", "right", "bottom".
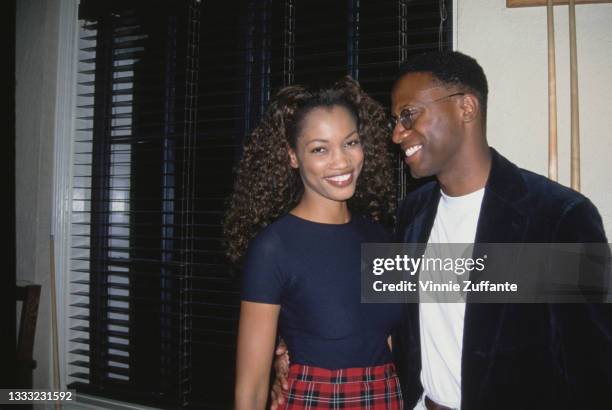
{"left": 225, "top": 77, "right": 402, "bottom": 409}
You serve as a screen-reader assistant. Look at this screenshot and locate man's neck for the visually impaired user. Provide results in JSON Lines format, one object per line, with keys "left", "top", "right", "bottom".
{"left": 438, "top": 144, "right": 491, "bottom": 197}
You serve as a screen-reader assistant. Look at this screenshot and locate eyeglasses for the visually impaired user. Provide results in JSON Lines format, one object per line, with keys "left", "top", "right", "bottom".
{"left": 388, "top": 92, "right": 465, "bottom": 132}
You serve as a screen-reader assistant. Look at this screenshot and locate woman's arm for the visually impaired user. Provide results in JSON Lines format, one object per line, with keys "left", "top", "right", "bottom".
{"left": 235, "top": 301, "right": 281, "bottom": 410}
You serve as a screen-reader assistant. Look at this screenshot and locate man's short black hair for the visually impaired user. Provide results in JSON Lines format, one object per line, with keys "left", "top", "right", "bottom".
{"left": 395, "top": 51, "right": 488, "bottom": 116}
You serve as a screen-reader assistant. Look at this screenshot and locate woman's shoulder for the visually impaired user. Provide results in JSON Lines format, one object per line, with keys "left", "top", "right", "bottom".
{"left": 352, "top": 214, "right": 392, "bottom": 242}
{"left": 246, "top": 213, "right": 307, "bottom": 255}
{"left": 249, "top": 213, "right": 391, "bottom": 248}
{"left": 242, "top": 217, "right": 294, "bottom": 281}
{"left": 247, "top": 215, "right": 291, "bottom": 251}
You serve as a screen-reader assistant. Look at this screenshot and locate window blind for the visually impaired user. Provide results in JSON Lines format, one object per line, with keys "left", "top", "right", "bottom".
{"left": 68, "top": 1, "right": 452, "bottom": 408}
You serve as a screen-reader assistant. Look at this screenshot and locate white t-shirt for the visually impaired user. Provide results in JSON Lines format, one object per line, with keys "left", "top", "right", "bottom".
{"left": 417, "top": 188, "right": 485, "bottom": 410}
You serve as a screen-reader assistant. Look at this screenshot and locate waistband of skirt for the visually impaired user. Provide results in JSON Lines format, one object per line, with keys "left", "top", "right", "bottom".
{"left": 287, "top": 362, "right": 397, "bottom": 384}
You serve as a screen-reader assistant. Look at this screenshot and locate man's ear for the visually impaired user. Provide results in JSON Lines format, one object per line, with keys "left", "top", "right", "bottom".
{"left": 288, "top": 148, "right": 299, "bottom": 169}
{"left": 460, "top": 93, "right": 480, "bottom": 124}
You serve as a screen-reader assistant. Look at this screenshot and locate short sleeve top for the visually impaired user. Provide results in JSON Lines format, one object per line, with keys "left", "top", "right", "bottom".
{"left": 241, "top": 213, "right": 402, "bottom": 369}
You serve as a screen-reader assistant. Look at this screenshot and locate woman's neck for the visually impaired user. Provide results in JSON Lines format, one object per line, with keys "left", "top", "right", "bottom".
{"left": 290, "top": 197, "right": 350, "bottom": 224}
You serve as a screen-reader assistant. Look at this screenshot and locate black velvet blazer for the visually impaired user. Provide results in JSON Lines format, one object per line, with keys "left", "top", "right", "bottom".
{"left": 392, "top": 148, "right": 611, "bottom": 410}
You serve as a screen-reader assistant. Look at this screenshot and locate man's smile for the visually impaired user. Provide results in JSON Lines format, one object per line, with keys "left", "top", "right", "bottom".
{"left": 405, "top": 144, "right": 423, "bottom": 158}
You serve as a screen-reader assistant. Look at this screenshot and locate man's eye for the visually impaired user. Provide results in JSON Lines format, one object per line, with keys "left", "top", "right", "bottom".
{"left": 405, "top": 108, "right": 418, "bottom": 117}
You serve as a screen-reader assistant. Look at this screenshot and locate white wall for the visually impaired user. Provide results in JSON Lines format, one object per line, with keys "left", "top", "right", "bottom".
{"left": 456, "top": 0, "right": 612, "bottom": 236}
{"left": 16, "top": 0, "right": 61, "bottom": 392}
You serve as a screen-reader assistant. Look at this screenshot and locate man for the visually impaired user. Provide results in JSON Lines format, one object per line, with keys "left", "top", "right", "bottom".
{"left": 271, "top": 51, "right": 611, "bottom": 410}
{"left": 389, "top": 51, "right": 610, "bottom": 410}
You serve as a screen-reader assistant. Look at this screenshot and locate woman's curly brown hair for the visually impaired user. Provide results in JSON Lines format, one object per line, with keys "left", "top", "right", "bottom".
{"left": 223, "top": 76, "right": 396, "bottom": 265}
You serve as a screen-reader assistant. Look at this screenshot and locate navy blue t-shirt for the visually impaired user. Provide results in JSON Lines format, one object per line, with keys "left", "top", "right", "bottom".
{"left": 241, "top": 213, "right": 402, "bottom": 369}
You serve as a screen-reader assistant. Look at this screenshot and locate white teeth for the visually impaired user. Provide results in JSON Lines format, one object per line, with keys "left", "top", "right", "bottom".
{"left": 405, "top": 144, "right": 423, "bottom": 158}
{"left": 327, "top": 173, "right": 351, "bottom": 182}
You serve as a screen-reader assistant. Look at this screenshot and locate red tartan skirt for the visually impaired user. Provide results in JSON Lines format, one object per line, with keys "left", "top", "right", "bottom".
{"left": 279, "top": 362, "right": 403, "bottom": 410}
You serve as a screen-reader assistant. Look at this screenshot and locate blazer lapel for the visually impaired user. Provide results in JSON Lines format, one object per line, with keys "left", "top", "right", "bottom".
{"left": 398, "top": 185, "right": 440, "bottom": 386}
{"left": 462, "top": 149, "right": 529, "bottom": 408}
{"left": 401, "top": 187, "right": 440, "bottom": 244}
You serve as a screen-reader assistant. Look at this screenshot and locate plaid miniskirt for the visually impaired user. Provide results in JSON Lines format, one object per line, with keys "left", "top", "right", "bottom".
{"left": 280, "top": 362, "right": 403, "bottom": 409}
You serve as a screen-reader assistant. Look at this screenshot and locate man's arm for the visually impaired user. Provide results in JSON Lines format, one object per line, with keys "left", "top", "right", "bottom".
{"left": 269, "top": 340, "right": 290, "bottom": 410}
{"left": 555, "top": 198, "right": 607, "bottom": 243}
{"left": 553, "top": 197, "right": 612, "bottom": 406}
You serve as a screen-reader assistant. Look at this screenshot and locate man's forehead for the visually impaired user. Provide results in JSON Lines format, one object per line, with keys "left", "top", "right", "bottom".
{"left": 393, "top": 73, "right": 442, "bottom": 98}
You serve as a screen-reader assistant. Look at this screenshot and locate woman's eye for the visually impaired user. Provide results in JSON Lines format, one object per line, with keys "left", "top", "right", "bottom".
{"left": 346, "top": 139, "right": 361, "bottom": 147}
{"left": 311, "top": 146, "right": 326, "bottom": 154}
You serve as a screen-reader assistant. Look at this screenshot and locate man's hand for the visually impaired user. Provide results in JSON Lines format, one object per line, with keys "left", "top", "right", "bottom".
{"left": 269, "top": 340, "right": 290, "bottom": 410}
